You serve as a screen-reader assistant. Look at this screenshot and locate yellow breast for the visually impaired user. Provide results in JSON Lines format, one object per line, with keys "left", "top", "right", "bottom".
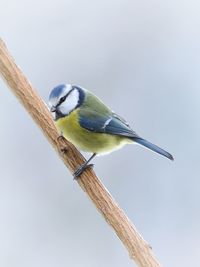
{"left": 55, "top": 109, "right": 132, "bottom": 154}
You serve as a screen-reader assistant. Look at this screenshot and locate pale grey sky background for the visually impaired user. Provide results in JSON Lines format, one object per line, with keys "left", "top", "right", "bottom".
{"left": 0, "top": 0, "right": 200, "bottom": 266}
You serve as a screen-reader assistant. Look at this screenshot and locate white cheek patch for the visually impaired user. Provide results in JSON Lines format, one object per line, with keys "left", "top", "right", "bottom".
{"left": 59, "top": 89, "right": 79, "bottom": 115}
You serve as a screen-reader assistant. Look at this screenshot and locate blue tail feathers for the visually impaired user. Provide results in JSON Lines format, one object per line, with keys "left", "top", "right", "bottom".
{"left": 132, "top": 137, "right": 174, "bottom": 161}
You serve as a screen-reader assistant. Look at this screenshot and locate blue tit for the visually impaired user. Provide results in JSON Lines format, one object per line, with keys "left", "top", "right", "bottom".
{"left": 49, "top": 84, "right": 173, "bottom": 177}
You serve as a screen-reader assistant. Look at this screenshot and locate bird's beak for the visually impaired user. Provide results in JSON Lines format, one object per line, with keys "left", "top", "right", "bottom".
{"left": 50, "top": 106, "right": 56, "bottom": 112}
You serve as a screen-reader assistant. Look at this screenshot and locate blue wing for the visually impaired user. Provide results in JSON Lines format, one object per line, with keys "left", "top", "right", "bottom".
{"left": 79, "top": 109, "right": 139, "bottom": 138}
{"left": 78, "top": 109, "right": 174, "bottom": 161}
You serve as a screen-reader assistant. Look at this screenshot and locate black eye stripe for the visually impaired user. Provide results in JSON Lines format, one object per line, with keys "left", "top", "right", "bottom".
{"left": 60, "top": 95, "right": 67, "bottom": 102}
{"left": 56, "top": 88, "right": 74, "bottom": 107}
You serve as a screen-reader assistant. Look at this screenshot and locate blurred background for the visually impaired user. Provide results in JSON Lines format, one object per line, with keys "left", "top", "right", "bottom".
{"left": 0, "top": 0, "right": 199, "bottom": 266}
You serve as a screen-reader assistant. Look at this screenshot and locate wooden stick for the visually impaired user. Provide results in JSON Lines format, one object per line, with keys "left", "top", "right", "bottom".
{"left": 0, "top": 39, "right": 162, "bottom": 267}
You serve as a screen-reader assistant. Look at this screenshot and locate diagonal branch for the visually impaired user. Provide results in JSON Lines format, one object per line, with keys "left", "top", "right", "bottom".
{"left": 0, "top": 39, "right": 162, "bottom": 267}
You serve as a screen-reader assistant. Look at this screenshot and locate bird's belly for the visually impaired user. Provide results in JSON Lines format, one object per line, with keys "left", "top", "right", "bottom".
{"left": 55, "top": 111, "right": 132, "bottom": 154}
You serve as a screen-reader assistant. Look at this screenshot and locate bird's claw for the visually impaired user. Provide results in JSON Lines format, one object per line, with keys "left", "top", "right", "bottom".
{"left": 57, "top": 134, "right": 68, "bottom": 154}
{"left": 73, "top": 164, "right": 94, "bottom": 179}
{"left": 61, "top": 147, "right": 68, "bottom": 154}
{"left": 57, "top": 134, "right": 65, "bottom": 142}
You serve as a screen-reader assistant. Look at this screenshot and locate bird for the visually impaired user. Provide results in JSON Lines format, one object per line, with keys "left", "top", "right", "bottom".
{"left": 49, "top": 84, "right": 173, "bottom": 178}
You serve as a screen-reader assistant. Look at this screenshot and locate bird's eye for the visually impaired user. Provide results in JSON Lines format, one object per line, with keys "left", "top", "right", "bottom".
{"left": 60, "top": 95, "right": 67, "bottom": 103}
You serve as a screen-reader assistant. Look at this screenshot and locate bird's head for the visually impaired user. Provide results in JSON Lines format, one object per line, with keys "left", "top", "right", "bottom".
{"left": 49, "top": 84, "right": 84, "bottom": 120}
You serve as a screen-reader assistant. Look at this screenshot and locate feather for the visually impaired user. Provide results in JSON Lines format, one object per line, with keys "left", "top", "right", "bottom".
{"left": 132, "top": 137, "right": 174, "bottom": 161}
{"left": 79, "top": 109, "right": 139, "bottom": 138}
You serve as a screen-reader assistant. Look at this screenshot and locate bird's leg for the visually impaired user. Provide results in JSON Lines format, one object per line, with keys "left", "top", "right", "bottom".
{"left": 73, "top": 153, "right": 97, "bottom": 179}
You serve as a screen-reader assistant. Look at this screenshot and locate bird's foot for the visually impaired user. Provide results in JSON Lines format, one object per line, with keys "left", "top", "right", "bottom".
{"left": 57, "top": 134, "right": 68, "bottom": 154}
{"left": 60, "top": 147, "right": 68, "bottom": 154}
{"left": 57, "top": 134, "right": 65, "bottom": 142}
{"left": 73, "top": 164, "right": 94, "bottom": 179}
